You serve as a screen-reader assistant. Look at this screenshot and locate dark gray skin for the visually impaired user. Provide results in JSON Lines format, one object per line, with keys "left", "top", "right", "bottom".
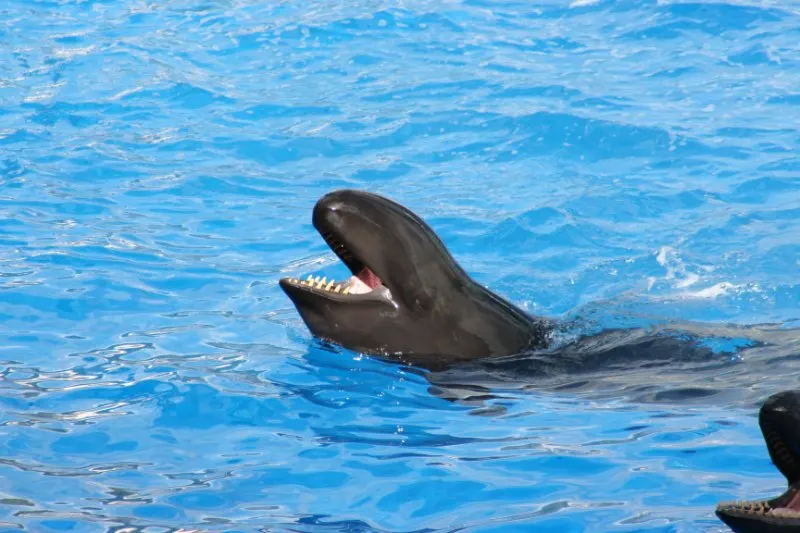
{"left": 279, "top": 189, "right": 799, "bottom": 388}
{"left": 278, "top": 189, "right": 551, "bottom": 368}
{"left": 716, "top": 390, "right": 800, "bottom": 532}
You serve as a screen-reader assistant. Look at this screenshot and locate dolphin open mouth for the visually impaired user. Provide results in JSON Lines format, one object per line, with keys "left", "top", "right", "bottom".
{"left": 278, "top": 196, "right": 391, "bottom": 301}
{"left": 716, "top": 390, "right": 800, "bottom": 532}
{"left": 281, "top": 231, "right": 386, "bottom": 297}
{"left": 716, "top": 485, "right": 800, "bottom": 528}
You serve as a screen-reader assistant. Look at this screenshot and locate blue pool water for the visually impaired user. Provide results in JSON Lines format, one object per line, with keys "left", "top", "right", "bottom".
{"left": 2, "top": 0, "right": 800, "bottom": 531}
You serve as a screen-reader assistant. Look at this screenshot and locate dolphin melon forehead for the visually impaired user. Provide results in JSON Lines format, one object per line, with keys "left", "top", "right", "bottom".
{"left": 312, "top": 189, "right": 412, "bottom": 228}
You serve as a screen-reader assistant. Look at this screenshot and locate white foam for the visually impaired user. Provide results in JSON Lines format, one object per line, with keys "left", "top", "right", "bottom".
{"left": 681, "top": 282, "right": 744, "bottom": 299}
{"left": 652, "top": 245, "right": 751, "bottom": 300}
{"left": 656, "top": 246, "right": 700, "bottom": 289}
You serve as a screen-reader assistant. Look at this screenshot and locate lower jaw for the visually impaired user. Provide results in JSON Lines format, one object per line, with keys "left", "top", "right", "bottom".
{"left": 717, "top": 488, "right": 800, "bottom": 528}
{"left": 716, "top": 511, "right": 800, "bottom": 533}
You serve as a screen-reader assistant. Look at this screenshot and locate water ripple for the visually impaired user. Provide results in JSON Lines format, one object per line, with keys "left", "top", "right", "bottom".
{"left": 1, "top": 0, "right": 799, "bottom": 531}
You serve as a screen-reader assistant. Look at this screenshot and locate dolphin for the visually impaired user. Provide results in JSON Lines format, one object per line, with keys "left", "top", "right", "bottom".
{"left": 278, "top": 189, "right": 798, "bottom": 381}
{"left": 278, "top": 189, "right": 552, "bottom": 368}
{"left": 716, "top": 390, "right": 800, "bottom": 532}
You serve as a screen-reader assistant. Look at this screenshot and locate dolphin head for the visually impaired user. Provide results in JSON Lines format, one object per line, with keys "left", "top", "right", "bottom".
{"left": 716, "top": 390, "right": 800, "bottom": 532}
{"left": 279, "top": 189, "right": 550, "bottom": 366}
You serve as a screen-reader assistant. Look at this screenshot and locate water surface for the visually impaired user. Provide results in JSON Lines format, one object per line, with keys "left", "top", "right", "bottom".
{"left": 1, "top": 0, "right": 799, "bottom": 531}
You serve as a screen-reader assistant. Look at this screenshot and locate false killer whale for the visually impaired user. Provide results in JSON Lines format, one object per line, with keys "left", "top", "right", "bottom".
{"left": 279, "top": 189, "right": 797, "bottom": 379}
{"left": 279, "top": 189, "right": 551, "bottom": 368}
{"left": 716, "top": 390, "right": 800, "bottom": 532}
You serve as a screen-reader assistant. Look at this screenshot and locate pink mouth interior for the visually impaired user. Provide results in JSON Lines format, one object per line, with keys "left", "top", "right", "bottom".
{"left": 356, "top": 267, "right": 383, "bottom": 289}
{"left": 784, "top": 489, "right": 800, "bottom": 511}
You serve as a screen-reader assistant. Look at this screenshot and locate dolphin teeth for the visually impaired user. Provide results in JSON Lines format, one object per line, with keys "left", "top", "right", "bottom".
{"left": 334, "top": 285, "right": 341, "bottom": 293}
{"left": 325, "top": 281, "right": 334, "bottom": 291}
{"left": 306, "top": 275, "right": 314, "bottom": 283}
{"left": 343, "top": 287, "right": 351, "bottom": 295}
{"left": 321, "top": 277, "right": 327, "bottom": 286}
